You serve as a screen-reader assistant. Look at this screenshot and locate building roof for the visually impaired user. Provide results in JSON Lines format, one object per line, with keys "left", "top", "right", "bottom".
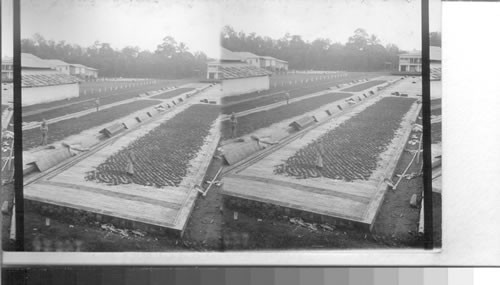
{"left": 259, "top": 56, "right": 288, "bottom": 64}
{"left": 220, "top": 47, "right": 245, "bottom": 62}
{"left": 399, "top": 51, "right": 421, "bottom": 57}
{"left": 399, "top": 47, "right": 441, "bottom": 61}
{"left": 70, "top": 63, "right": 87, "bottom": 68}
{"left": 2, "top": 57, "right": 13, "bottom": 64}
{"left": 233, "top": 51, "right": 260, "bottom": 59}
{"left": 274, "top": 58, "right": 288, "bottom": 64}
{"left": 430, "top": 46, "right": 441, "bottom": 61}
{"left": 218, "top": 63, "right": 272, "bottom": 80}
{"left": 44, "top": 59, "right": 69, "bottom": 67}
{"left": 69, "top": 63, "right": 98, "bottom": 70}
{"left": 22, "top": 73, "right": 81, "bottom": 88}
{"left": 21, "top": 53, "right": 53, "bottom": 69}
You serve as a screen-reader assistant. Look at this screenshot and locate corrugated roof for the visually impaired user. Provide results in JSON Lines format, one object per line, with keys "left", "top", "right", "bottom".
{"left": 260, "top": 56, "right": 288, "bottom": 63}
{"left": 218, "top": 63, "right": 271, "bottom": 80}
{"left": 21, "top": 53, "right": 53, "bottom": 69}
{"left": 45, "top": 59, "right": 69, "bottom": 67}
{"left": 233, "top": 51, "right": 260, "bottom": 59}
{"left": 70, "top": 63, "right": 87, "bottom": 68}
{"left": 22, "top": 73, "right": 81, "bottom": 88}
{"left": 220, "top": 47, "right": 244, "bottom": 62}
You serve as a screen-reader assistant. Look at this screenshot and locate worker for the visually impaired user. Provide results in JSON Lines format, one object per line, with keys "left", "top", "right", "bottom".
{"left": 230, "top": 112, "right": 238, "bottom": 138}
{"left": 284, "top": 92, "right": 290, "bottom": 105}
{"left": 315, "top": 139, "right": 325, "bottom": 170}
{"left": 95, "top": 97, "right": 100, "bottom": 111}
{"left": 40, "top": 119, "right": 49, "bottom": 146}
{"left": 126, "top": 150, "right": 136, "bottom": 176}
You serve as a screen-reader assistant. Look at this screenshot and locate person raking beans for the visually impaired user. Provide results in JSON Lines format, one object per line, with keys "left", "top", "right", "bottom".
{"left": 40, "top": 119, "right": 49, "bottom": 146}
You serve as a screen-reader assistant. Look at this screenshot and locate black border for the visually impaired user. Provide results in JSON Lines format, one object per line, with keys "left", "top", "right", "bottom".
{"left": 13, "top": 0, "right": 24, "bottom": 251}
{"left": 421, "top": 0, "right": 434, "bottom": 250}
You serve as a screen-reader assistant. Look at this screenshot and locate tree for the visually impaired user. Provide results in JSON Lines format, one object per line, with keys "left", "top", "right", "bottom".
{"left": 21, "top": 34, "right": 207, "bottom": 79}
{"left": 220, "top": 26, "right": 402, "bottom": 71}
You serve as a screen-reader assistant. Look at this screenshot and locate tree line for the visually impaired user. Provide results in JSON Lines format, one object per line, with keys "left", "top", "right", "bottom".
{"left": 21, "top": 34, "right": 208, "bottom": 79}
{"left": 222, "top": 26, "right": 417, "bottom": 72}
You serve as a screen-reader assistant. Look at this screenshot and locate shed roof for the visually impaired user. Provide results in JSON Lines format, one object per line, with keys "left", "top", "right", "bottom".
{"left": 70, "top": 63, "right": 87, "bottom": 68}
{"left": 22, "top": 73, "right": 81, "bottom": 88}
{"left": 21, "top": 53, "right": 52, "bottom": 69}
{"left": 218, "top": 63, "right": 272, "bottom": 80}
{"left": 233, "top": 51, "right": 260, "bottom": 59}
{"left": 220, "top": 47, "right": 245, "bottom": 62}
{"left": 45, "top": 59, "right": 69, "bottom": 67}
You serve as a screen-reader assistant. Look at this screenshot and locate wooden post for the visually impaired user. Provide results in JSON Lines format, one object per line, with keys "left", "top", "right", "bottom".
{"left": 393, "top": 147, "right": 419, "bottom": 190}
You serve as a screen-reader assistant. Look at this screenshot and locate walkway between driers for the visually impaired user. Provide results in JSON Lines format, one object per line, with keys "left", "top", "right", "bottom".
{"left": 22, "top": 86, "right": 202, "bottom": 131}
{"left": 221, "top": 76, "right": 389, "bottom": 121}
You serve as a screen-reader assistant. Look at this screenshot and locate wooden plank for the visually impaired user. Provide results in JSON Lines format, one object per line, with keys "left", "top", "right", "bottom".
{"left": 232, "top": 174, "right": 371, "bottom": 203}
{"left": 33, "top": 148, "right": 73, "bottom": 172}
{"left": 222, "top": 176, "right": 367, "bottom": 220}
{"left": 44, "top": 178, "right": 188, "bottom": 205}
{"left": 24, "top": 182, "right": 179, "bottom": 226}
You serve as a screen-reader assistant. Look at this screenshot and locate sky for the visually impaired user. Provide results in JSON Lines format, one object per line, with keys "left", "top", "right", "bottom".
{"left": 5, "top": 0, "right": 442, "bottom": 58}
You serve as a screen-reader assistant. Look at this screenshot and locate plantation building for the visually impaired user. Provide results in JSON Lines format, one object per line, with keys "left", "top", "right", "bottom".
{"left": 207, "top": 48, "right": 272, "bottom": 97}
{"left": 1, "top": 57, "right": 13, "bottom": 82}
{"left": 21, "top": 53, "right": 81, "bottom": 106}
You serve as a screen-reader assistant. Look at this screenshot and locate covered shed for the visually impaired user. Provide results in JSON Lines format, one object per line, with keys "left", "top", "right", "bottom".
{"left": 207, "top": 48, "right": 271, "bottom": 97}
{"left": 21, "top": 53, "right": 80, "bottom": 106}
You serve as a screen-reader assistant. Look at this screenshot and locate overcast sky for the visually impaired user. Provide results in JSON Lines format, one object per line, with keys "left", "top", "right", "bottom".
{"left": 3, "top": 0, "right": 441, "bottom": 58}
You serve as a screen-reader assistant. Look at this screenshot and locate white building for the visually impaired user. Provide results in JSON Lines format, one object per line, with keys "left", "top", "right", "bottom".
{"left": 397, "top": 47, "right": 441, "bottom": 78}
{"left": 274, "top": 58, "right": 289, "bottom": 72}
{"left": 1, "top": 57, "right": 13, "bottom": 82}
{"left": 85, "top": 66, "right": 99, "bottom": 79}
{"left": 69, "top": 64, "right": 87, "bottom": 77}
{"left": 21, "top": 53, "right": 80, "bottom": 106}
{"left": 233, "top": 52, "right": 262, "bottom": 68}
{"left": 232, "top": 51, "right": 288, "bottom": 73}
{"left": 207, "top": 48, "right": 271, "bottom": 97}
{"left": 45, "top": 59, "right": 71, "bottom": 75}
{"left": 430, "top": 46, "right": 441, "bottom": 81}
{"left": 398, "top": 51, "right": 422, "bottom": 73}
{"left": 37, "top": 58, "right": 98, "bottom": 80}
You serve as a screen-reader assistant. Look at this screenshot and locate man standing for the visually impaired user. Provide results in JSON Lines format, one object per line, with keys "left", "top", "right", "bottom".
{"left": 126, "top": 150, "right": 136, "bottom": 176}
{"left": 315, "top": 139, "right": 325, "bottom": 170}
{"left": 284, "top": 92, "right": 290, "bottom": 105}
{"left": 40, "top": 119, "right": 49, "bottom": 146}
{"left": 230, "top": 112, "right": 238, "bottom": 138}
{"left": 95, "top": 97, "right": 100, "bottom": 111}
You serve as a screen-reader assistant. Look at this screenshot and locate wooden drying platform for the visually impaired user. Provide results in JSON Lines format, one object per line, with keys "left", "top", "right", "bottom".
{"left": 24, "top": 106, "right": 221, "bottom": 237}
{"left": 221, "top": 96, "right": 421, "bottom": 231}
